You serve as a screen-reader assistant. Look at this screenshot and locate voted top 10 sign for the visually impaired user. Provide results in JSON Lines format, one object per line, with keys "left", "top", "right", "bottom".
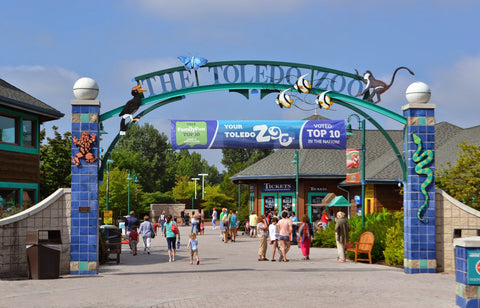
{"left": 171, "top": 120, "right": 346, "bottom": 150}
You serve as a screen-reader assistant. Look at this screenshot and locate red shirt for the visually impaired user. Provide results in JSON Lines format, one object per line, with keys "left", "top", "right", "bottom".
{"left": 129, "top": 230, "right": 139, "bottom": 241}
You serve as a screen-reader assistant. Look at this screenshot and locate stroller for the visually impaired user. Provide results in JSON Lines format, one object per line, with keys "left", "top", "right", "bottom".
{"left": 241, "top": 220, "right": 250, "bottom": 236}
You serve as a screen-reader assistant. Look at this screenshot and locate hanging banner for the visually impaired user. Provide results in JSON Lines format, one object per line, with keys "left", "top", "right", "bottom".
{"left": 171, "top": 120, "right": 346, "bottom": 150}
{"left": 346, "top": 148, "right": 360, "bottom": 184}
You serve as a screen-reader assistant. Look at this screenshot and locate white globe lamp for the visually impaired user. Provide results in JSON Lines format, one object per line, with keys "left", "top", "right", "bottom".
{"left": 73, "top": 77, "right": 99, "bottom": 100}
{"left": 405, "top": 82, "right": 431, "bottom": 104}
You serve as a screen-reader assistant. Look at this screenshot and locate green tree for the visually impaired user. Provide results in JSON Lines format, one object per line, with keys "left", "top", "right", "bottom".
{"left": 437, "top": 142, "right": 480, "bottom": 209}
{"left": 99, "top": 167, "right": 146, "bottom": 218}
{"left": 112, "top": 123, "right": 170, "bottom": 192}
{"left": 202, "top": 185, "right": 234, "bottom": 211}
{"left": 172, "top": 175, "right": 195, "bottom": 200}
{"left": 39, "top": 126, "right": 72, "bottom": 200}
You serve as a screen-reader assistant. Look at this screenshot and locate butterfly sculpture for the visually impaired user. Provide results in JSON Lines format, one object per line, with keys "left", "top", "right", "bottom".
{"left": 178, "top": 56, "right": 208, "bottom": 70}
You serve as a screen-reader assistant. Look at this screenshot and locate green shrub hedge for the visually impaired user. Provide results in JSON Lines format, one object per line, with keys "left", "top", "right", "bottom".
{"left": 311, "top": 209, "right": 404, "bottom": 265}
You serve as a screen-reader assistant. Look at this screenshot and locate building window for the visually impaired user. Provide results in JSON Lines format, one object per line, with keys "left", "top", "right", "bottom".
{"left": 23, "top": 118, "right": 35, "bottom": 147}
{"left": 0, "top": 189, "right": 18, "bottom": 210}
{"left": 0, "top": 114, "right": 17, "bottom": 144}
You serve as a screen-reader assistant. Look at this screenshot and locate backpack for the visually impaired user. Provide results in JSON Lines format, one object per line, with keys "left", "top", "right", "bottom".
{"left": 222, "top": 214, "right": 229, "bottom": 225}
{"left": 300, "top": 222, "right": 311, "bottom": 239}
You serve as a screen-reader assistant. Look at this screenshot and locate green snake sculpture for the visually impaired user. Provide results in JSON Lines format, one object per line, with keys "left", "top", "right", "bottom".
{"left": 411, "top": 133, "right": 434, "bottom": 222}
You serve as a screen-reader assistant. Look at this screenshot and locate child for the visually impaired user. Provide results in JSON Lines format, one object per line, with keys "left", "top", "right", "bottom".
{"left": 268, "top": 217, "right": 281, "bottom": 261}
{"left": 129, "top": 226, "right": 139, "bottom": 256}
{"left": 187, "top": 233, "right": 200, "bottom": 265}
{"left": 199, "top": 219, "right": 204, "bottom": 235}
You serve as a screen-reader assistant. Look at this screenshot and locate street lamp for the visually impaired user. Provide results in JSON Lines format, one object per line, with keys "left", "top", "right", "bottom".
{"left": 105, "top": 159, "right": 114, "bottom": 224}
{"left": 191, "top": 178, "right": 200, "bottom": 199}
{"left": 291, "top": 149, "right": 299, "bottom": 220}
{"left": 191, "top": 177, "right": 200, "bottom": 210}
{"left": 127, "top": 171, "right": 139, "bottom": 214}
{"left": 346, "top": 114, "right": 366, "bottom": 228}
{"left": 198, "top": 173, "right": 208, "bottom": 199}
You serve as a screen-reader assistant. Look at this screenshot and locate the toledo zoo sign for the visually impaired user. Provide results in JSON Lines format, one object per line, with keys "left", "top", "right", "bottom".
{"left": 136, "top": 62, "right": 363, "bottom": 98}
{"left": 171, "top": 120, "right": 346, "bottom": 150}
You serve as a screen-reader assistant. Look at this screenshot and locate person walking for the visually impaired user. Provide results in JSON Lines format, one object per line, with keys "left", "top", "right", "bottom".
{"left": 268, "top": 217, "right": 281, "bottom": 262}
{"left": 335, "top": 211, "right": 350, "bottom": 263}
{"left": 124, "top": 211, "right": 139, "bottom": 252}
{"left": 187, "top": 233, "right": 200, "bottom": 265}
{"left": 277, "top": 211, "right": 292, "bottom": 262}
{"left": 190, "top": 211, "right": 198, "bottom": 234}
{"left": 164, "top": 214, "right": 180, "bottom": 262}
{"left": 249, "top": 211, "right": 258, "bottom": 237}
{"left": 129, "top": 226, "right": 139, "bottom": 256}
{"left": 138, "top": 215, "right": 155, "bottom": 255}
{"left": 221, "top": 211, "right": 230, "bottom": 243}
{"left": 298, "top": 215, "right": 313, "bottom": 260}
{"left": 212, "top": 208, "right": 218, "bottom": 230}
{"left": 257, "top": 215, "right": 269, "bottom": 261}
{"left": 229, "top": 210, "right": 238, "bottom": 242}
{"left": 160, "top": 210, "right": 166, "bottom": 234}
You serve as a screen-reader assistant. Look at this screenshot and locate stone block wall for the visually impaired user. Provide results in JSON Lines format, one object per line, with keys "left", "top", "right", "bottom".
{"left": 0, "top": 188, "right": 71, "bottom": 278}
{"left": 436, "top": 189, "right": 480, "bottom": 273}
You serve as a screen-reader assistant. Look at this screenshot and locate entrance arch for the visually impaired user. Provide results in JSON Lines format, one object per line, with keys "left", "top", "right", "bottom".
{"left": 70, "top": 60, "right": 435, "bottom": 275}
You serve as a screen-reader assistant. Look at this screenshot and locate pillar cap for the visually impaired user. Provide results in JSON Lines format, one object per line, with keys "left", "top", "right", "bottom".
{"left": 73, "top": 77, "right": 99, "bottom": 100}
{"left": 454, "top": 236, "right": 480, "bottom": 248}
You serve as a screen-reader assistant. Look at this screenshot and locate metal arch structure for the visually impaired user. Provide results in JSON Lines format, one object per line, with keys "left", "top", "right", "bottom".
{"left": 98, "top": 60, "right": 407, "bottom": 180}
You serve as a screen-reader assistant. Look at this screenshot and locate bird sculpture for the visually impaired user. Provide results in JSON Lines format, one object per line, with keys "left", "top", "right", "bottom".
{"left": 119, "top": 84, "right": 146, "bottom": 135}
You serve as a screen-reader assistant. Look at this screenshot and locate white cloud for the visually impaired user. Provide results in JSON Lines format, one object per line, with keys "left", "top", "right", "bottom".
{"left": 126, "top": 0, "right": 308, "bottom": 19}
{"left": 430, "top": 54, "right": 480, "bottom": 128}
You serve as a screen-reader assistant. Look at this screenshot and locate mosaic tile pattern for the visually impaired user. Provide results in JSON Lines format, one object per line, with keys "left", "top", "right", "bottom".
{"left": 403, "top": 106, "right": 436, "bottom": 273}
{"left": 70, "top": 103, "right": 100, "bottom": 275}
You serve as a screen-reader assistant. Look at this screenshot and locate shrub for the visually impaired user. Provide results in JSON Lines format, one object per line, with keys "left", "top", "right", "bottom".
{"left": 383, "top": 212, "right": 404, "bottom": 266}
{"left": 312, "top": 222, "right": 336, "bottom": 248}
{"left": 312, "top": 209, "right": 404, "bottom": 264}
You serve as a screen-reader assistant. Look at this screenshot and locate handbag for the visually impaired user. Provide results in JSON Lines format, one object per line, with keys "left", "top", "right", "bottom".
{"left": 171, "top": 223, "right": 179, "bottom": 235}
{"left": 150, "top": 223, "right": 156, "bottom": 238}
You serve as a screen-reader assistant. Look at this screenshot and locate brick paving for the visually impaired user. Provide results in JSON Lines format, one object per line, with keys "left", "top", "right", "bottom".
{"left": 2, "top": 225, "right": 456, "bottom": 307}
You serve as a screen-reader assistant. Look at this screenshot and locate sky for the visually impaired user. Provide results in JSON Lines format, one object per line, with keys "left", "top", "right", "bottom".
{"left": 2, "top": 0, "right": 479, "bottom": 172}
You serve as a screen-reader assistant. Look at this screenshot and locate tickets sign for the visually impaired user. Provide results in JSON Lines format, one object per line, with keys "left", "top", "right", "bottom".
{"left": 171, "top": 120, "right": 346, "bottom": 150}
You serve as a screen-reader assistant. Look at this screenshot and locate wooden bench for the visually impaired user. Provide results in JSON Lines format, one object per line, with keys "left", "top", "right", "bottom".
{"left": 346, "top": 231, "right": 375, "bottom": 264}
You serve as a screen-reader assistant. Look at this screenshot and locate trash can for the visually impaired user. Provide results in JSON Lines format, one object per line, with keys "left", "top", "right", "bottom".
{"left": 26, "top": 230, "right": 62, "bottom": 279}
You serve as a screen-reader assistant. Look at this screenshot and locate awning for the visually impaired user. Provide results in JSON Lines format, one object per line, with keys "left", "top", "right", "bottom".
{"left": 327, "top": 196, "right": 352, "bottom": 207}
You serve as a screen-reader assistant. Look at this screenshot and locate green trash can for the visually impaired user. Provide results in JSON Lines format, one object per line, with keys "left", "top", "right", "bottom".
{"left": 26, "top": 230, "right": 62, "bottom": 279}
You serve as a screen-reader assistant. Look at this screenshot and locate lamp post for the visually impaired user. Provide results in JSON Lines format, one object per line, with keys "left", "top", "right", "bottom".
{"left": 198, "top": 173, "right": 208, "bottom": 199}
{"left": 127, "top": 171, "right": 138, "bottom": 214}
{"left": 191, "top": 178, "right": 200, "bottom": 209}
{"left": 105, "top": 159, "right": 114, "bottom": 212}
{"left": 291, "top": 149, "right": 299, "bottom": 220}
{"left": 346, "top": 114, "right": 366, "bottom": 228}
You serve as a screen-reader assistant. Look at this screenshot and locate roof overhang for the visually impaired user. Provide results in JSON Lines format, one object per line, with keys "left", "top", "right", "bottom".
{"left": 0, "top": 96, "right": 64, "bottom": 122}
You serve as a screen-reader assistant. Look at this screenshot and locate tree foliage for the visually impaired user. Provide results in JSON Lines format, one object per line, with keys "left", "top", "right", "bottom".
{"left": 39, "top": 126, "right": 72, "bottom": 200}
{"left": 437, "top": 142, "right": 480, "bottom": 209}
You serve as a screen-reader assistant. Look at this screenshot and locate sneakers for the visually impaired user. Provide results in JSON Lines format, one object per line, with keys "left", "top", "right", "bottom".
{"left": 190, "top": 262, "right": 193, "bottom": 265}
{"left": 196, "top": 260, "right": 200, "bottom": 265}
{"left": 169, "top": 258, "right": 172, "bottom": 263}
{"left": 337, "top": 259, "right": 346, "bottom": 263}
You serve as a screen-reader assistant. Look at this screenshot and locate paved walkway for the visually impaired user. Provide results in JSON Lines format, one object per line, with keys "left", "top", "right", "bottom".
{"left": 3, "top": 225, "right": 456, "bottom": 307}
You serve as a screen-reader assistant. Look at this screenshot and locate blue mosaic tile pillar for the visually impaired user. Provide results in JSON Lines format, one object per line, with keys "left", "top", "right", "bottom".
{"left": 70, "top": 99, "right": 100, "bottom": 275}
{"left": 454, "top": 237, "right": 480, "bottom": 308}
{"left": 402, "top": 102, "right": 436, "bottom": 274}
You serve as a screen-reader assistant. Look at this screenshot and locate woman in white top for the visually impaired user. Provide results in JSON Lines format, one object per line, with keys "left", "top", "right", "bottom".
{"left": 268, "top": 217, "right": 281, "bottom": 262}
{"left": 190, "top": 211, "right": 198, "bottom": 234}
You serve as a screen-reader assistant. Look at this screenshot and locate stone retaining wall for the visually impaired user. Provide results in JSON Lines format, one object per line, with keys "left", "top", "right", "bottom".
{"left": 0, "top": 188, "right": 71, "bottom": 278}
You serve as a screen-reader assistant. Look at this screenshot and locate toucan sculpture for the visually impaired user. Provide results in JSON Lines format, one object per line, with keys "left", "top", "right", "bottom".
{"left": 119, "top": 84, "right": 146, "bottom": 135}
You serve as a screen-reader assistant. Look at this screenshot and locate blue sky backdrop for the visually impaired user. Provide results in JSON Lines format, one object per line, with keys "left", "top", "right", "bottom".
{"left": 2, "top": 0, "right": 479, "bottom": 170}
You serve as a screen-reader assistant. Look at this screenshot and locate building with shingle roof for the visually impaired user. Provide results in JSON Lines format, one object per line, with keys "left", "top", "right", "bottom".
{"left": 230, "top": 114, "right": 480, "bottom": 222}
{"left": 0, "top": 79, "right": 64, "bottom": 210}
